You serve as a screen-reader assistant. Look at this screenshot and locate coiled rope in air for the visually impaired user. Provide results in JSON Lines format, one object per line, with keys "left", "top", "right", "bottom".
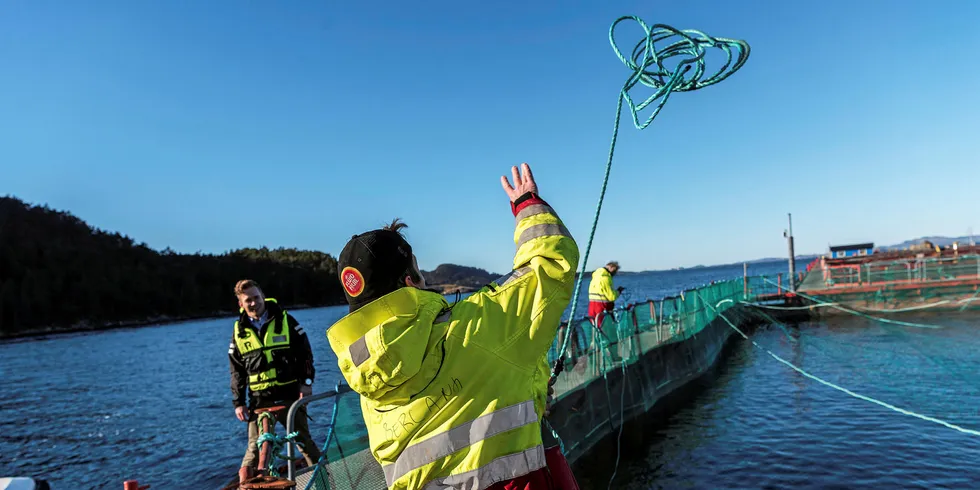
{"left": 553, "top": 17, "right": 750, "bottom": 372}
{"left": 544, "top": 14, "right": 750, "bottom": 487}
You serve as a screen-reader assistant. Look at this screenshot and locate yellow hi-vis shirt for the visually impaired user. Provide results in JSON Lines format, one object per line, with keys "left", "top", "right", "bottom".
{"left": 326, "top": 196, "right": 579, "bottom": 490}
{"left": 588, "top": 267, "right": 619, "bottom": 303}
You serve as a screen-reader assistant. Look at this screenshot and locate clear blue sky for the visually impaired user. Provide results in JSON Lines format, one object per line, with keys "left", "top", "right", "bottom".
{"left": 2, "top": 1, "right": 979, "bottom": 273}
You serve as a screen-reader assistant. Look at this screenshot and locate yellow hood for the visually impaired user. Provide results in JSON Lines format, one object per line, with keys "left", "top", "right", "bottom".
{"left": 326, "top": 287, "right": 451, "bottom": 405}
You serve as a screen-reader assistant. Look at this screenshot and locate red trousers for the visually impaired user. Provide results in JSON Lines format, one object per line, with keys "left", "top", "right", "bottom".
{"left": 486, "top": 467, "right": 553, "bottom": 490}
{"left": 588, "top": 301, "right": 615, "bottom": 330}
{"left": 486, "top": 446, "right": 579, "bottom": 490}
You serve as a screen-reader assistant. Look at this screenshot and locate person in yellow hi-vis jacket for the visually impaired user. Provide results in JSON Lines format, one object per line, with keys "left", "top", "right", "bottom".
{"left": 326, "top": 163, "right": 580, "bottom": 490}
{"left": 588, "top": 261, "right": 624, "bottom": 331}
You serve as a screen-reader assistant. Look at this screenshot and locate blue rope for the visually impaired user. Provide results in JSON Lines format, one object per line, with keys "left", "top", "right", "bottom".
{"left": 551, "top": 15, "right": 750, "bottom": 390}
{"left": 256, "top": 430, "right": 301, "bottom": 452}
{"left": 700, "top": 292, "right": 980, "bottom": 439}
{"left": 255, "top": 427, "right": 302, "bottom": 478}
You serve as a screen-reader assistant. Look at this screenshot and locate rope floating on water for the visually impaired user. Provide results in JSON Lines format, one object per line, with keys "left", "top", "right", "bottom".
{"left": 745, "top": 292, "right": 980, "bottom": 409}
{"left": 746, "top": 296, "right": 980, "bottom": 314}
{"left": 742, "top": 301, "right": 840, "bottom": 311}
{"left": 704, "top": 293, "right": 980, "bottom": 439}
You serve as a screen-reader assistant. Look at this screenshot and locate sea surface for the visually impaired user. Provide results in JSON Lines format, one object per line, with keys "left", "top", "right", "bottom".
{"left": 4, "top": 260, "right": 980, "bottom": 489}
{"left": 609, "top": 310, "right": 980, "bottom": 490}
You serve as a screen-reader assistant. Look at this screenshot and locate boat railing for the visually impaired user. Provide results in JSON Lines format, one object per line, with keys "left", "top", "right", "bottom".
{"left": 285, "top": 383, "right": 353, "bottom": 482}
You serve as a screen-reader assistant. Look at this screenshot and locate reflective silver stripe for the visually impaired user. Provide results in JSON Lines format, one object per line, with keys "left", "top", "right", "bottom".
{"left": 515, "top": 204, "right": 553, "bottom": 224}
{"left": 516, "top": 223, "right": 571, "bottom": 249}
{"left": 422, "top": 445, "right": 547, "bottom": 490}
{"left": 494, "top": 266, "right": 532, "bottom": 288}
{"left": 349, "top": 336, "right": 370, "bottom": 366}
{"left": 382, "top": 400, "right": 539, "bottom": 486}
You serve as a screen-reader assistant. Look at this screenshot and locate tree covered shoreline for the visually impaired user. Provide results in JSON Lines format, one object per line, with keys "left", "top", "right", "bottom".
{"left": 0, "top": 196, "right": 347, "bottom": 338}
{"left": 1, "top": 196, "right": 509, "bottom": 340}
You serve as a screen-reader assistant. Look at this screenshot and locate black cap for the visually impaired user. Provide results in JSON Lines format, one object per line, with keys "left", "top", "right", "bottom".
{"left": 338, "top": 229, "right": 414, "bottom": 312}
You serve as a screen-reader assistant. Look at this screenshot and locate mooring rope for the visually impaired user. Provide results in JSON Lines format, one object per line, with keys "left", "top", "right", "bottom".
{"left": 746, "top": 296, "right": 980, "bottom": 314}
{"left": 254, "top": 412, "right": 301, "bottom": 478}
{"left": 706, "top": 296, "right": 980, "bottom": 439}
{"left": 761, "top": 277, "right": 945, "bottom": 329}
{"left": 742, "top": 301, "right": 839, "bottom": 311}
{"left": 745, "top": 296, "right": 980, "bottom": 410}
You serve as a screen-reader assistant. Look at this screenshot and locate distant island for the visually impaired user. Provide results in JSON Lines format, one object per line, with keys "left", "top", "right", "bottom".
{"left": 879, "top": 235, "right": 977, "bottom": 252}
{"left": 421, "top": 264, "right": 501, "bottom": 294}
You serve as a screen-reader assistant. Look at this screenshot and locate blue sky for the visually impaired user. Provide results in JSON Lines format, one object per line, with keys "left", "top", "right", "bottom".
{"left": 2, "top": 1, "right": 979, "bottom": 273}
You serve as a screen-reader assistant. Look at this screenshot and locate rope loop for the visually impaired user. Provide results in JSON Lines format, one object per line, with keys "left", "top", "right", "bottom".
{"left": 254, "top": 419, "right": 303, "bottom": 478}
{"left": 609, "top": 16, "right": 750, "bottom": 130}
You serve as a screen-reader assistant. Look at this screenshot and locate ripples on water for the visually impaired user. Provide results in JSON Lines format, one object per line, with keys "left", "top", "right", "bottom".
{"left": 0, "top": 308, "right": 349, "bottom": 490}
{"left": 610, "top": 312, "right": 980, "bottom": 490}
{"left": 4, "top": 262, "right": 980, "bottom": 489}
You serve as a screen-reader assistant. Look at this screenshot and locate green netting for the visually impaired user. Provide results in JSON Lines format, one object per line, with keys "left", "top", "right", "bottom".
{"left": 297, "top": 276, "right": 771, "bottom": 490}
{"left": 548, "top": 277, "right": 747, "bottom": 379}
{"left": 300, "top": 388, "right": 382, "bottom": 490}
{"left": 541, "top": 277, "right": 761, "bottom": 463}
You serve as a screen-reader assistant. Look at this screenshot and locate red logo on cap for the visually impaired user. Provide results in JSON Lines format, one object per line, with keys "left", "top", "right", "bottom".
{"left": 341, "top": 267, "right": 365, "bottom": 297}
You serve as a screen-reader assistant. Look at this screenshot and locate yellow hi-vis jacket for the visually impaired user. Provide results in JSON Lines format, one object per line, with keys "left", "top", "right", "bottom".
{"left": 233, "top": 299, "right": 294, "bottom": 392}
{"left": 326, "top": 196, "right": 579, "bottom": 490}
{"left": 588, "top": 267, "right": 619, "bottom": 303}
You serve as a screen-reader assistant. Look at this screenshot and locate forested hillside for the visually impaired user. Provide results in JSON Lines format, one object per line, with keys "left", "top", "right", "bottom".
{"left": 0, "top": 196, "right": 346, "bottom": 337}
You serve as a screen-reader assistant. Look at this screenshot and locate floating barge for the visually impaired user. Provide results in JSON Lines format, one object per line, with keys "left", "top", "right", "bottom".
{"left": 797, "top": 241, "right": 980, "bottom": 313}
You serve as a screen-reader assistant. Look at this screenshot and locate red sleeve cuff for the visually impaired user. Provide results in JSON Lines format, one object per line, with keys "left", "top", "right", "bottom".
{"left": 511, "top": 192, "right": 547, "bottom": 216}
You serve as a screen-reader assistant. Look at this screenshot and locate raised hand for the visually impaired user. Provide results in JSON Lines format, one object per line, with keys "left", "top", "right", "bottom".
{"left": 500, "top": 163, "right": 539, "bottom": 202}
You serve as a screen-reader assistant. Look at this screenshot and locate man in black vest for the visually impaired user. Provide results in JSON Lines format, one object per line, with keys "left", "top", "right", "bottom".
{"left": 228, "top": 279, "right": 321, "bottom": 483}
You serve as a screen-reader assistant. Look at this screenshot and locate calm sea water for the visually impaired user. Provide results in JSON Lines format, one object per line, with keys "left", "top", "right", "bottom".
{"left": 5, "top": 260, "right": 980, "bottom": 489}
{"left": 609, "top": 311, "right": 980, "bottom": 490}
